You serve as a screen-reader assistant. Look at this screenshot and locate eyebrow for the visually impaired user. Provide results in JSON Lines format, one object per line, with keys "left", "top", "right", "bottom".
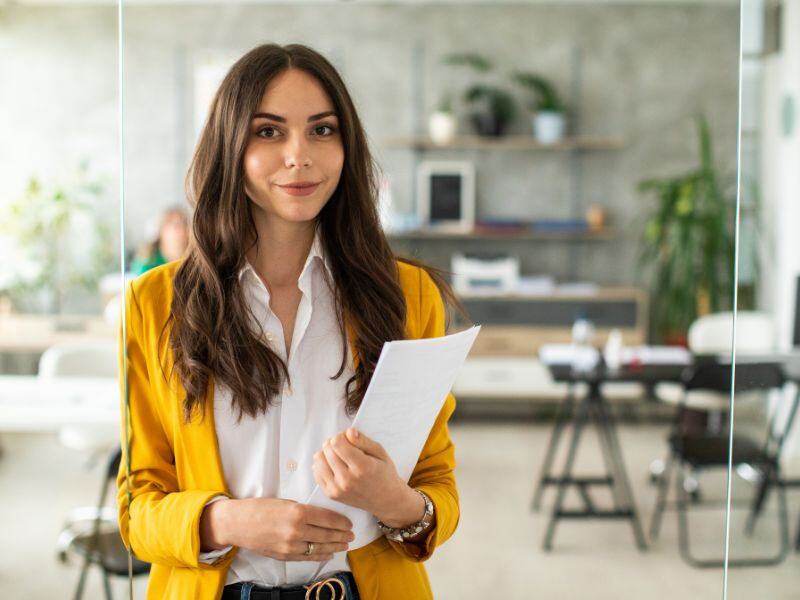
{"left": 252, "top": 110, "right": 338, "bottom": 123}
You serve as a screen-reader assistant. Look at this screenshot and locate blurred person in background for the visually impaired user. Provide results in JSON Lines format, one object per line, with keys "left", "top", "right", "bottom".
{"left": 130, "top": 205, "right": 190, "bottom": 275}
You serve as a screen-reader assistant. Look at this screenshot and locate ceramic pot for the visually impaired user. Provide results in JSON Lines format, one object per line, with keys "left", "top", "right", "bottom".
{"left": 428, "top": 111, "right": 457, "bottom": 145}
{"left": 533, "top": 111, "right": 566, "bottom": 144}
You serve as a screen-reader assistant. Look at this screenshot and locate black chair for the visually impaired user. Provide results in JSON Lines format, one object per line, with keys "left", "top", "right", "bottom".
{"left": 649, "top": 361, "right": 796, "bottom": 568}
{"left": 744, "top": 380, "right": 800, "bottom": 549}
{"left": 57, "top": 446, "right": 149, "bottom": 599}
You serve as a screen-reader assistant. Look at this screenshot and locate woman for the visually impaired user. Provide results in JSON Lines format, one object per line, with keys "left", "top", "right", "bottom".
{"left": 117, "top": 43, "right": 463, "bottom": 600}
{"left": 129, "top": 206, "right": 190, "bottom": 276}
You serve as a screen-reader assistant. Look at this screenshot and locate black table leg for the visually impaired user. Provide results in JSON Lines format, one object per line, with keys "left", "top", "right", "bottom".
{"left": 593, "top": 388, "right": 647, "bottom": 550}
{"left": 588, "top": 397, "right": 626, "bottom": 511}
{"left": 531, "top": 384, "right": 576, "bottom": 511}
{"left": 795, "top": 511, "right": 800, "bottom": 552}
{"left": 541, "top": 380, "right": 647, "bottom": 552}
{"left": 543, "top": 393, "right": 590, "bottom": 551}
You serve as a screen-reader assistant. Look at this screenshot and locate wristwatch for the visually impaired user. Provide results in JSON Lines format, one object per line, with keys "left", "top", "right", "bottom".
{"left": 377, "top": 489, "right": 435, "bottom": 542}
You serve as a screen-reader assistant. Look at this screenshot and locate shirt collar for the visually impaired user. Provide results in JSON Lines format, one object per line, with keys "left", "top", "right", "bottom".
{"left": 238, "top": 226, "right": 333, "bottom": 285}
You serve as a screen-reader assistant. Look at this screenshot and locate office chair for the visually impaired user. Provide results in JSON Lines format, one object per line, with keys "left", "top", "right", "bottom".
{"left": 743, "top": 377, "right": 800, "bottom": 549}
{"left": 649, "top": 361, "right": 795, "bottom": 567}
{"left": 57, "top": 446, "right": 149, "bottom": 600}
{"left": 649, "top": 312, "right": 775, "bottom": 492}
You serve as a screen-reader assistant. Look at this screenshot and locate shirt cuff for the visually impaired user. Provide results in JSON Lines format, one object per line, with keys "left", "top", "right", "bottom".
{"left": 198, "top": 495, "right": 234, "bottom": 564}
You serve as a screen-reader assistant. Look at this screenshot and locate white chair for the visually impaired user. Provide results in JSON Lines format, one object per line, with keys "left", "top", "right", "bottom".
{"left": 688, "top": 311, "right": 774, "bottom": 355}
{"left": 38, "top": 341, "right": 119, "bottom": 455}
{"left": 39, "top": 341, "right": 124, "bottom": 579}
{"left": 655, "top": 311, "right": 775, "bottom": 411}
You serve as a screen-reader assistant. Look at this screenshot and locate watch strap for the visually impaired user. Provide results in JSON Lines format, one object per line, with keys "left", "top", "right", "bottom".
{"left": 377, "top": 489, "right": 435, "bottom": 542}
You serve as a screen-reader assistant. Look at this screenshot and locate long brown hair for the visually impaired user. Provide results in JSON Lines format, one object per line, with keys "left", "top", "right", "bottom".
{"left": 169, "top": 43, "right": 463, "bottom": 422}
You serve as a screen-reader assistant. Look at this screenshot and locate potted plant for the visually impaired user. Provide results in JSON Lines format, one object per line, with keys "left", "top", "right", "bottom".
{"left": 463, "top": 84, "right": 516, "bottom": 137}
{"left": 0, "top": 162, "right": 115, "bottom": 314}
{"left": 443, "top": 52, "right": 517, "bottom": 137}
{"left": 511, "top": 71, "right": 567, "bottom": 144}
{"left": 638, "top": 115, "right": 737, "bottom": 345}
{"left": 428, "top": 90, "right": 457, "bottom": 145}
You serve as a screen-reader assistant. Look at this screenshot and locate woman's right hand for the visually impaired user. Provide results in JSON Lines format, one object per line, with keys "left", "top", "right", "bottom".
{"left": 200, "top": 497, "right": 355, "bottom": 561}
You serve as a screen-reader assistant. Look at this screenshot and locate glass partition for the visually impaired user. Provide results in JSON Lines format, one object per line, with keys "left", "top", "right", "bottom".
{"left": 726, "top": 0, "right": 800, "bottom": 596}
{"left": 0, "top": 0, "right": 740, "bottom": 598}
{"left": 0, "top": 2, "right": 124, "bottom": 597}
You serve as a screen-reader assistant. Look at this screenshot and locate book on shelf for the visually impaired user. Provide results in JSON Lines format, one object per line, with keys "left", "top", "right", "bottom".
{"left": 472, "top": 218, "right": 532, "bottom": 235}
{"left": 531, "top": 218, "right": 589, "bottom": 233}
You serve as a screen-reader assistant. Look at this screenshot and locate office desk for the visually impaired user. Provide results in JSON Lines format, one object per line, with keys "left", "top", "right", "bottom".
{"left": 533, "top": 362, "right": 687, "bottom": 551}
{"left": 0, "top": 376, "right": 119, "bottom": 432}
{"left": 0, "top": 314, "right": 115, "bottom": 354}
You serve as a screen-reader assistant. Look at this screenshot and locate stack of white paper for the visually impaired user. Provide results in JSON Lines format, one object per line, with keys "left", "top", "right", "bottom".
{"left": 620, "top": 346, "right": 692, "bottom": 365}
{"left": 305, "top": 325, "right": 481, "bottom": 549}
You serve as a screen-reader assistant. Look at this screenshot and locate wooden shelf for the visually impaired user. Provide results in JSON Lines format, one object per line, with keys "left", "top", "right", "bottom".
{"left": 387, "top": 227, "right": 616, "bottom": 242}
{"left": 383, "top": 134, "right": 624, "bottom": 151}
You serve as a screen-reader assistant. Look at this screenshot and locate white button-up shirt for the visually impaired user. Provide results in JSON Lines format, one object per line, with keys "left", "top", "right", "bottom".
{"left": 199, "top": 231, "right": 381, "bottom": 585}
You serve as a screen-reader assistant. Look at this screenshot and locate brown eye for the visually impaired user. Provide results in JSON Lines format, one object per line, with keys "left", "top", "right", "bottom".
{"left": 257, "top": 126, "right": 279, "bottom": 138}
{"left": 314, "top": 125, "right": 336, "bottom": 136}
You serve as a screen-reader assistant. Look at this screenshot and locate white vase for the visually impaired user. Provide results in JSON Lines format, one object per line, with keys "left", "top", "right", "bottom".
{"left": 533, "top": 111, "right": 566, "bottom": 144}
{"left": 428, "top": 111, "right": 457, "bottom": 145}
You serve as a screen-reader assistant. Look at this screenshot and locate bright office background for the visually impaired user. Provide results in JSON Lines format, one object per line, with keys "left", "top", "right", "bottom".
{"left": 1, "top": 0, "right": 799, "bottom": 598}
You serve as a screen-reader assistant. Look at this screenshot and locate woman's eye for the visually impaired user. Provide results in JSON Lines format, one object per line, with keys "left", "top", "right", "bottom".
{"left": 314, "top": 124, "right": 336, "bottom": 136}
{"left": 257, "top": 126, "right": 279, "bottom": 138}
{"left": 255, "top": 124, "right": 336, "bottom": 139}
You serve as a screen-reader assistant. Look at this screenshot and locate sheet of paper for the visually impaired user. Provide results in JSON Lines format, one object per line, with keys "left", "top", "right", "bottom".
{"left": 620, "top": 345, "right": 692, "bottom": 365}
{"left": 539, "top": 343, "right": 600, "bottom": 368}
{"left": 305, "top": 325, "right": 481, "bottom": 549}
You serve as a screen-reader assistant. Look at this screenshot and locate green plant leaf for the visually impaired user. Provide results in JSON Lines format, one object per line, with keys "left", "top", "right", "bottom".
{"left": 511, "top": 71, "right": 565, "bottom": 111}
{"left": 638, "top": 114, "right": 738, "bottom": 340}
{"left": 442, "top": 52, "right": 493, "bottom": 72}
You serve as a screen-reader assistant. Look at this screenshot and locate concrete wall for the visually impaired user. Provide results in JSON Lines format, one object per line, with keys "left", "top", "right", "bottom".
{"left": 1, "top": 2, "right": 740, "bottom": 287}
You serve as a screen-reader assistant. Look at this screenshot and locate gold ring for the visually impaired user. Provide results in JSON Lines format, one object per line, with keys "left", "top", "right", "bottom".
{"left": 304, "top": 542, "right": 315, "bottom": 556}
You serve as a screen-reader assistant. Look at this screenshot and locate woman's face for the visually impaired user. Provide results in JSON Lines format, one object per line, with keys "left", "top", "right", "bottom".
{"left": 243, "top": 68, "right": 345, "bottom": 229}
{"left": 159, "top": 211, "right": 189, "bottom": 261}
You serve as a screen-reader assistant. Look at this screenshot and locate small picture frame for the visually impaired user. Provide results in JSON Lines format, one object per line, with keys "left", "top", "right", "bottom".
{"left": 416, "top": 161, "right": 475, "bottom": 232}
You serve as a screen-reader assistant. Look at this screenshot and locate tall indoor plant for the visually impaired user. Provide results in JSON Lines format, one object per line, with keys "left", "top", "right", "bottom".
{"left": 638, "top": 115, "right": 737, "bottom": 344}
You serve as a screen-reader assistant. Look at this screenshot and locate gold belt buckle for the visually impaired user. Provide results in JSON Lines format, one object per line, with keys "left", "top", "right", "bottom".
{"left": 303, "top": 576, "right": 347, "bottom": 600}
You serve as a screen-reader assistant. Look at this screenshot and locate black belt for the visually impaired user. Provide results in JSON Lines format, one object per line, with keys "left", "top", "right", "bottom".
{"left": 221, "top": 572, "right": 357, "bottom": 600}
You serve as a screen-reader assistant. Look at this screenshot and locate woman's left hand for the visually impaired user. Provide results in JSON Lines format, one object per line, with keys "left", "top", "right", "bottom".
{"left": 312, "top": 428, "right": 423, "bottom": 528}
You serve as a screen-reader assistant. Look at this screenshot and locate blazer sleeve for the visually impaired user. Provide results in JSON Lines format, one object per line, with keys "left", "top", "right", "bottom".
{"left": 387, "top": 268, "right": 460, "bottom": 562}
{"left": 116, "top": 282, "right": 231, "bottom": 569}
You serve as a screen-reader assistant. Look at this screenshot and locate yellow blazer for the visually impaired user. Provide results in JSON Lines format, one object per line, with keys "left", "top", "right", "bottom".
{"left": 116, "top": 259, "right": 459, "bottom": 600}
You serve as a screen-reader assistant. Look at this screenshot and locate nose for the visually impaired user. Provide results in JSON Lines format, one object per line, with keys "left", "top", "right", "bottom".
{"left": 284, "top": 133, "right": 312, "bottom": 169}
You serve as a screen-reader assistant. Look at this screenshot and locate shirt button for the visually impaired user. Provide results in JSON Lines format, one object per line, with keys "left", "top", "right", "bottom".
{"left": 265, "top": 332, "right": 274, "bottom": 342}
{"left": 286, "top": 459, "right": 298, "bottom": 472}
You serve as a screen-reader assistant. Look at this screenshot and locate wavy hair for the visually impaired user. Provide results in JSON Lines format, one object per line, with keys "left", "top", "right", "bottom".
{"left": 168, "top": 43, "right": 462, "bottom": 422}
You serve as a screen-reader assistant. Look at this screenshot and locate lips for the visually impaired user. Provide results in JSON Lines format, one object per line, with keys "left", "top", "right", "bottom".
{"left": 279, "top": 181, "right": 319, "bottom": 188}
{"left": 278, "top": 182, "right": 320, "bottom": 196}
